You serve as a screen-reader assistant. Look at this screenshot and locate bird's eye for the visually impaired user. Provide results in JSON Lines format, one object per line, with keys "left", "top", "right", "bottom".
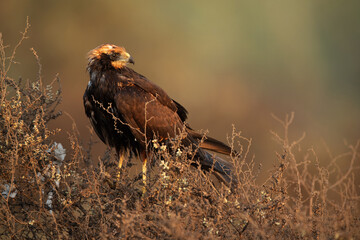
{"left": 110, "top": 52, "right": 118, "bottom": 60}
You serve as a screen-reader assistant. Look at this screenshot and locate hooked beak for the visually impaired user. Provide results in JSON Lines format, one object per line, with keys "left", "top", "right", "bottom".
{"left": 128, "top": 56, "right": 135, "bottom": 64}
{"left": 112, "top": 51, "right": 135, "bottom": 69}
{"left": 120, "top": 52, "right": 135, "bottom": 65}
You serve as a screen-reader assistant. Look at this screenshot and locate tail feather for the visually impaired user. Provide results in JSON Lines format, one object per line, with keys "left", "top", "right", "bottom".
{"left": 182, "top": 130, "right": 237, "bottom": 187}
{"left": 188, "top": 129, "right": 233, "bottom": 155}
{"left": 196, "top": 148, "right": 237, "bottom": 187}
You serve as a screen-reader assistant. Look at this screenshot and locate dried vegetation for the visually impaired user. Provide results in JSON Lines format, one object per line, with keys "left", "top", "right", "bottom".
{"left": 0, "top": 22, "right": 359, "bottom": 239}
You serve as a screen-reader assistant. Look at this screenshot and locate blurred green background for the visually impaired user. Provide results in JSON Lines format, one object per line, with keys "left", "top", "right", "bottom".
{"left": 1, "top": 0, "right": 359, "bottom": 182}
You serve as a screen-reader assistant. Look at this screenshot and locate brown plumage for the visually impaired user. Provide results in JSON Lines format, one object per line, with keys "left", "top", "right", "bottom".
{"left": 83, "top": 44, "right": 236, "bottom": 187}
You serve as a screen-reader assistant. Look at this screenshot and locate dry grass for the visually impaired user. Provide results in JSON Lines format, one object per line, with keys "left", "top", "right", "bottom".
{"left": 0, "top": 22, "right": 359, "bottom": 240}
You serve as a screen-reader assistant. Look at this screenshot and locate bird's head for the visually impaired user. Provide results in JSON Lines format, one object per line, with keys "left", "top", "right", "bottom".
{"left": 87, "top": 44, "right": 134, "bottom": 70}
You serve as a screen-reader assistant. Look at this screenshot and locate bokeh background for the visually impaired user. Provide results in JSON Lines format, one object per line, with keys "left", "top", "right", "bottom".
{"left": 1, "top": 0, "right": 359, "bottom": 183}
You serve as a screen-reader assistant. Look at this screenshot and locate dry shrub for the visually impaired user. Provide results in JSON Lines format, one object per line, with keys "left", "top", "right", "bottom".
{"left": 0, "top": 22, "right": 359, "bottom": 239}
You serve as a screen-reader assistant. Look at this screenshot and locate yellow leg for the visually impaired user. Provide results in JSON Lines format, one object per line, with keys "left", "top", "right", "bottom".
{"left": 142, "top": 158, "right": 147, "bottom": 194}
{"left": 118, "top": 153, "right": 124, "bottom": 169}
{"left": 116, "top": 153, "right": 125, "bottom": 181}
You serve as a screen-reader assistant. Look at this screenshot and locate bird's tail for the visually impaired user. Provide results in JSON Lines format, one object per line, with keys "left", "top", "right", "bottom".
{"left": 196, "top": 148, "right": 238, "bottom": 187}
{"left": 185, "top": 129, "right": 237, "bottom": 186}
{"left": 188, "top": 129, "right": 234, "bottom": 156}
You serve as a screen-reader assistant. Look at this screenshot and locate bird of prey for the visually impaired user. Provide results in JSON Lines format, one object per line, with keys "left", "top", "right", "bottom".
{"left": 83, "top": 44, "right": 236, "bottom": 189}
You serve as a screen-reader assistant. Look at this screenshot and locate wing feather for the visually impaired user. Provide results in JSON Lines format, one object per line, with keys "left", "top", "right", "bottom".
{"left": 114, "top": 85, "right": 184, "bottom": 144}
{"left": 116, "top": 69, "right": 188, "bottom": 121}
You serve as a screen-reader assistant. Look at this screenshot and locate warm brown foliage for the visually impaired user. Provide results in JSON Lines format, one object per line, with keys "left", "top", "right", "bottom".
{"left": 0, "top": 23, "right": 359, "bottom": 239}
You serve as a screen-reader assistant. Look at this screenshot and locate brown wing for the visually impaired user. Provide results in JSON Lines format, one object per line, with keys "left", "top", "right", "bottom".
{"left": 115, "top": 68, "right": 234, "bottom": 155}
{"left": 118, "top": 68, "right": 188, "bottom": 122}
{"left": 114, "top": 85, "right": 184, "bottom": 145}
